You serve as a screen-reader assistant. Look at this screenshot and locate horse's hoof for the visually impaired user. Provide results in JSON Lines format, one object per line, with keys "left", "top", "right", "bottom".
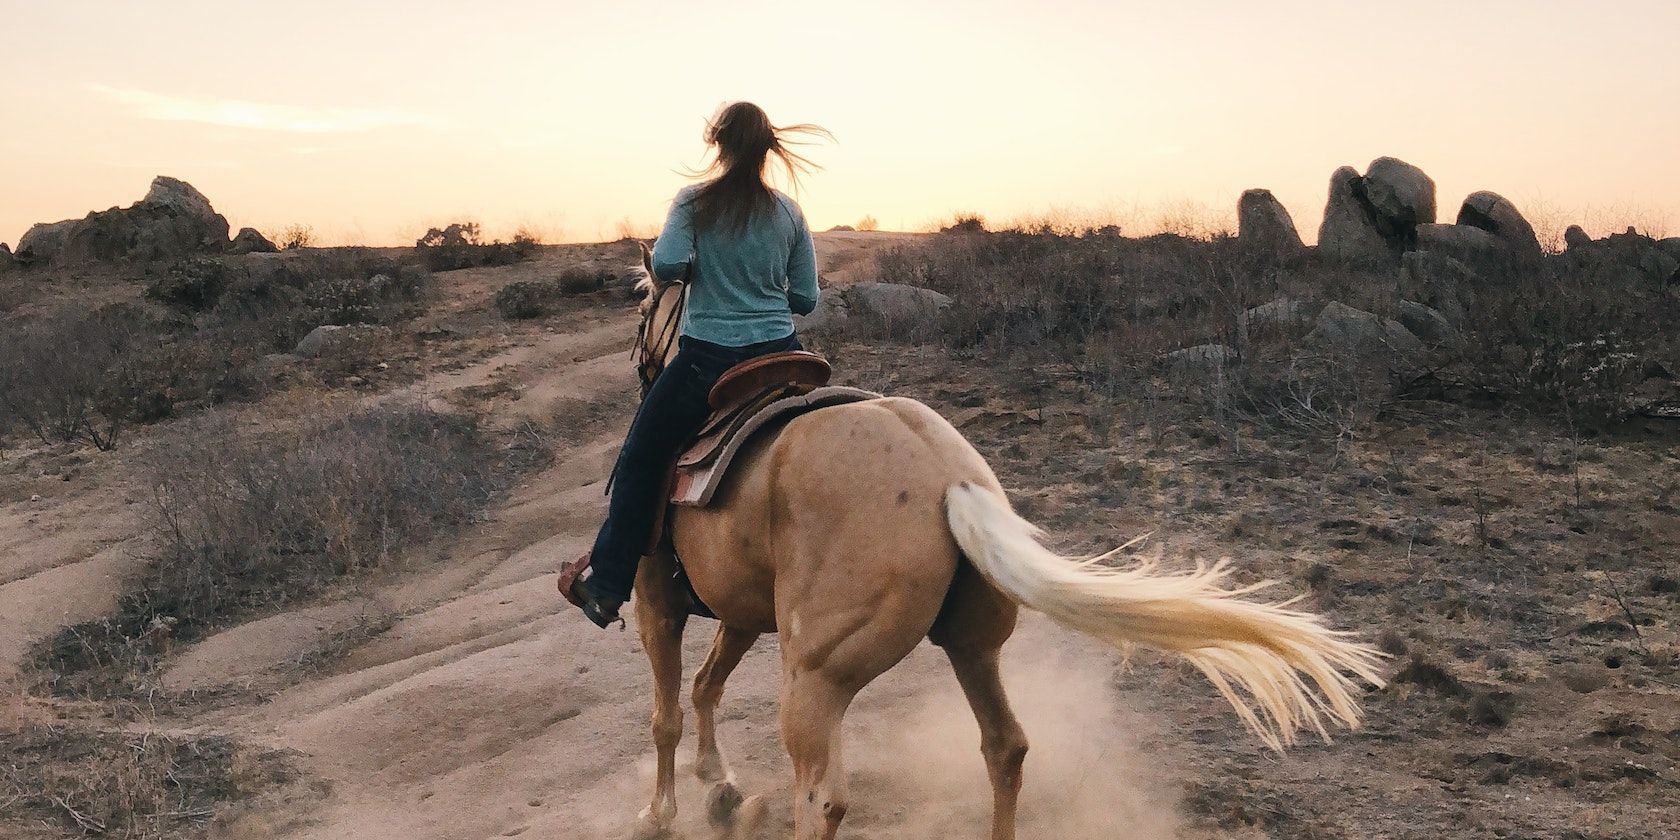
{"left": 630, "top": 811, "right": 678, "bottom": 840}
{"left": 705, "top": 780, "right": 744, "bottom": 828}
{"left": 729, "top": 794, "right": 767, "bottom": 840}
{"left": 694, "top": 750, "right": 727, "bottom": 782}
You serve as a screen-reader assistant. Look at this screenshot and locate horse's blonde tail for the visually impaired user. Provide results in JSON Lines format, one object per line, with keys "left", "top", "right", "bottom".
{"left": 944, "top": 481, "right": 1386, "bottom": 751}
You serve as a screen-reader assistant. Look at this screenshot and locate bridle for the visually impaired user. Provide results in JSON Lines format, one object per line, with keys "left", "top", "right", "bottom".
{"left": 634, "top": 278, "right": 687, "bottom": 400}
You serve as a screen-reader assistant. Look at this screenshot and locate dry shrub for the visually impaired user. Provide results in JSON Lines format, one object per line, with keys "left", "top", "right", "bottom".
{"left": 870, "top": 225, "right": 1676, "bottom": 437}
{"left": 0, "top": 304, "right": 187, "bottom": 450}
{"left": 35, "top": 401, "right": 539, "bottom": 698}
{"left": 208, "top": 249, "right": 429, "bottom": 353}
{"left": 0, "top": 726, "right": 287, "bottom": 839}
{"left": 276, "top": 224, "right": 314, "bottom": 250}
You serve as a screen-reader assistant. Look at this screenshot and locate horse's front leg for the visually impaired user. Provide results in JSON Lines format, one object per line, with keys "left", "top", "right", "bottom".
{"left": 632, "top": 551, "right": 689, "bottom": 840}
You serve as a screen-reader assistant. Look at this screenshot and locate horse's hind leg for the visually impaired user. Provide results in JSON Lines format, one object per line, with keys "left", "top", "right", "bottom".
{"left": 780, "top": 668, "right": 859, "bottom": 840}
{"left": 945, "top": 644, "right": 1028, "bottom": 840}
{"left": 632, "top": 555, "right": 689, "bottom": 840}
{"left": 931, "top": 562, "right": 1027, "bottom": 840}
{"left": 692, "top": 625, "right": 759, "bottom": 783}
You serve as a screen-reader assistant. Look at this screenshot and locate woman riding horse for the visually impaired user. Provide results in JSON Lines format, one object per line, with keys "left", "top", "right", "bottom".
{"left": 563, "top": 103, "right": 1382, "bottom": 840}
{"left": 562, "top": 102, "right": 828, "bottom": 627}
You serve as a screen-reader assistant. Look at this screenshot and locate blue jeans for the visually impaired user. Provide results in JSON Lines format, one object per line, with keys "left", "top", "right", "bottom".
{"left": 586, "top": 332, "right": 803, "bottom": 601}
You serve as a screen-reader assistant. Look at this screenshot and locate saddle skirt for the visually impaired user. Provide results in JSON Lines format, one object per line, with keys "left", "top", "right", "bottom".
{"left": 671, "top": 383, "right": 880, "bottom": 507}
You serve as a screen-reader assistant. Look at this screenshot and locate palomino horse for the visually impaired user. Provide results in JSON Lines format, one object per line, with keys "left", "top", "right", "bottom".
{"left": 616, "top": 246, "right": 1383, "bottom": 840}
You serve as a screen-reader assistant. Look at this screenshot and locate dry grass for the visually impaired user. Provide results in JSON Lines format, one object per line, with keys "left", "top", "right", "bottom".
{"left": 0, "top": 724, "right": 292, "bottom": 840}
{"left": 33, "top": 400, "right": 546, "bottom": 699}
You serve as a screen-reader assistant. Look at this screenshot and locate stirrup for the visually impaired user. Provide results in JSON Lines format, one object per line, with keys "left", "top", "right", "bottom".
{"left": 558, "top": 553, "right": 624, "bottom": 629}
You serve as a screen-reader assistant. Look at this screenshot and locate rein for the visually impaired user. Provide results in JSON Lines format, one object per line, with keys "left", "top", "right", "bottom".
{"left": 634, "top": 279, "right": 687, "bottom": 401}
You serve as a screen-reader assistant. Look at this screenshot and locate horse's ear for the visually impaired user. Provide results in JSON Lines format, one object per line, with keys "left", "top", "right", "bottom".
{"left": 639, "top": 240, "right": 653, "bottom": 273}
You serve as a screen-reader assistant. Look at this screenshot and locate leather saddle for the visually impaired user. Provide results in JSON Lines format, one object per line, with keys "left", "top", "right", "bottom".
{"left": 669, "top": 351, "right": 878, "bottom": 508}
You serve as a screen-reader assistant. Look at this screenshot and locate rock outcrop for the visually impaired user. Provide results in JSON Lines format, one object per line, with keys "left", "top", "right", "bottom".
{"left": 15, "top": 176, "right": 231, "bottom": 266}
{"left": 1317, "top": 166, "right": 1393, "bottom": 264}
{"left": 1317, "top": 157, "right": 1436, "bottom": 264}
{"left": 1236, "top": 189, "right": 1305, "bottom": 261}
{"left": 1456, "top": 191, "right": 1542, "bottom": 260}
{"left": 1564, "top": 225, "right": 1593, "bottom": 251}
{"left": 228, "top": 227, "right": 279, "bottom": 255}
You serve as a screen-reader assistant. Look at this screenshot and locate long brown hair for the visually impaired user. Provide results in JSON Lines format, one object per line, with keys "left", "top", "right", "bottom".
{"left": 687, "top": 102, "right": 830, "bottom": 233}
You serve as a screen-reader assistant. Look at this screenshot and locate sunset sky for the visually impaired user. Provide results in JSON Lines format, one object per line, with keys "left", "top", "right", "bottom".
{"left": 4, "top": 0, "right": 1678, "bottom": 247}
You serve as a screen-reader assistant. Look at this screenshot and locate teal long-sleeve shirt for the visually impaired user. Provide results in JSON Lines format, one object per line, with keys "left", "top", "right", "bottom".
{"left": 650, "top": 184, "right": 819, "bottom": 347}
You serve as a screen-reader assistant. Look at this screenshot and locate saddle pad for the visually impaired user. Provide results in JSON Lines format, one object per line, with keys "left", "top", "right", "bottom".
{"left": 671, "top": 385, "right": 880, "bottom": 508}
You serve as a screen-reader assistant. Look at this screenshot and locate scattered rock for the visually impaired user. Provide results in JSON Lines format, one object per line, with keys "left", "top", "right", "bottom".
{"left": 15, "top": 175, "right": 231, "bottom": 265}
{"left": 793, "top": 289, "right": 851, "bottom": 334}
{"left": 1317, "top": 166, "right": 1392, "bottom": 264}
{"left": 1163, "top": 344, "right": 1235, "bottom": 378}
{"left": 1363, "top": 156, "right": 1437, "bottom": 232}
{"left": 1456, "top": 191, "right": 1541, "bottom": 260}
{"left": 228, "top": 227, "right": 279, "bottom": 255}
{"left": 293, "top": 324, "right": 391, "bottom": 359}
{"left": 1564, "top": 225, "right": 1593, "bottom": 251}
{"left": 1306, "top": 301, "right": 1426, "bottom": 361}
{"left": 1241, "top": 297, "right": 1316, "bottom": 333}
{"left": 1557, "top": 663, "right": 1613, "bottom": 694}
{"left": 1236, "top": 189, "right": 1305, "bottom": 261}
{"left": 845, "top": 282, "right": 952, "bottom": 339}
{"left": 1397, "top": 301, "right": 1456, "bottom": 345}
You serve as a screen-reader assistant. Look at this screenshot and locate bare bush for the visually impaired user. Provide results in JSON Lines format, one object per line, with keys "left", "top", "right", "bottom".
{"left": 276, "top": 224, "right": 314, "bottom": 250}
{"left": 416, "top": 222, "right": 534, "bottom": 271}
{"left": 0, "top": 304, "right": 178, "bottom": 450}
{"left": 36, "top": 401, "right": 541, "bottom": 698}
{"left": 856, "top": 215, "right": 880, "bottom": 232}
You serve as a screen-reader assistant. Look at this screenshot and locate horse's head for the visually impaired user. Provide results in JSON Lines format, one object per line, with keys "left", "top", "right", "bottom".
{"left": 633, "top": 240, "right": 685, "bottom": 395}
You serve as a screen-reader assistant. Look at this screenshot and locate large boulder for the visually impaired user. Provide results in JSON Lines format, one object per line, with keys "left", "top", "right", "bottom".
{"left": 1396, "top": 301, "right": 1456, "bottom": 345}
{"left": 1317, "top": 166, "right": 1392, "bottom": 264}
{"left": 1363, "top": 157, "right": 1437, "bottom": 231}
{"left": 13, "top": 176, "right": 231, "bottom": 266}
{"left": 228, "top": 227, "right": 279, "bottom": 255}
{"left": 1456, "top": 191, "right": 1542, "bottom": 260}
{"left": 1414, "top": 223, "right": 1513, "bottom": 274}
{"left": 0, "top": 242, "right": 13, "bottom": 271}
{"left": 15, "top": 219, "right": 79, "bottom": 265}
{"left": 1236, "top": 189, "right": 1305, "bottom": 261}
{"left": 1658, "top": 237, "right": 1680, "bottom": 263}
{"left": 1305, "top": 301, "right": 1425, "bottom": 363}
{"left": 792, "top": 289, "right": 851, "bottom": 334}
{"left": 1564, "top": 225, "right": 1593, "bottom": 251}
{"left": 845, "top": 282, "right": 952, "bottom": 339}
